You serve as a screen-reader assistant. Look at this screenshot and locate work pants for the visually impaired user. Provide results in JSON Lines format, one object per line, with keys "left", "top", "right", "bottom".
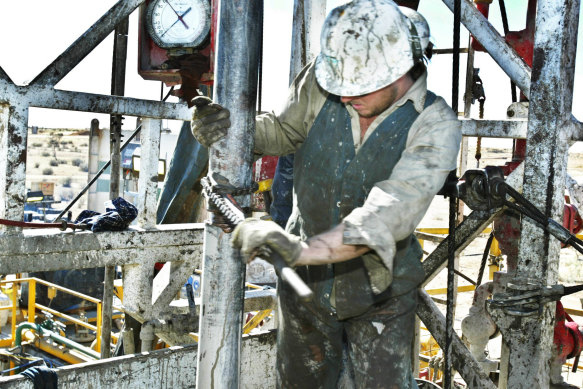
{"left": 277, "top": 283, "right": 419, "bottom": 389}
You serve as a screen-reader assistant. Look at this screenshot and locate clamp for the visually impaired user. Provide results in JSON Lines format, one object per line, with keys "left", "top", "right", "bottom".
{"left": 201, "top": 173, "right": 313, "bottom": 302}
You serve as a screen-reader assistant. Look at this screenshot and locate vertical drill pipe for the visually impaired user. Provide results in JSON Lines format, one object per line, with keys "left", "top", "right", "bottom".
{"left": 196, "top": 1, "right": 263, "bottom": 388}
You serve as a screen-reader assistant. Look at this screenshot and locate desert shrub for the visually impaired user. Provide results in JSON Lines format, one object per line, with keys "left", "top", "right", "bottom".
{"left": 72, "top": 158, "right": 83, "bottom": 167}
{"left": 31, "top": 142, "right": 43, "bottom": 148}
{"left": 34, "top": 162, "right": 40, "bottom": 168}
{"left": 80, "top": 143, "right": 88, "bottom": 147}
{"left": 41, "top": 152, "right": 51, "bottom": 157}
{"left": 49, "top": 160, "right": 59, "bottom": 167}
{"left": 79, "top": 163, "right": 89, "bottom": 172}
{"left": 42, "top": 168, "right": 54, "bottom": 175}
{"left": 59, "top": 159, "right": 67, "bottom": 165}
{"left": 62, "top": 177, "right": 72, "bottom": 188}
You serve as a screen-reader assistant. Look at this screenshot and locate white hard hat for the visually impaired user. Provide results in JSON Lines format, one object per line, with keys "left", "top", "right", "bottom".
{"left": 315, "top": 0, "right": 422, "bottom": 96}
{"left": 399, "top": 7, "right": 431, "bottom": 55}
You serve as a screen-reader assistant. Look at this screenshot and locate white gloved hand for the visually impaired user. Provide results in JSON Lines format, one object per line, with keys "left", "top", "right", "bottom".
{"left": 190, "top": 96, "right": 230, "bottom": 147}
{"left": 231, "top": 218, "right": 303, "bottom": 266}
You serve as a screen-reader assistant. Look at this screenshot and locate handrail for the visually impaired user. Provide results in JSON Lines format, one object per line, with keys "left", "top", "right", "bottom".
{"left": 0, "top": 277, "right": 119, "bottom": 359}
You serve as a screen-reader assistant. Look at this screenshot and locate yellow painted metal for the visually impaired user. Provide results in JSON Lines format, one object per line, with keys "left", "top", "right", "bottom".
{"left": 95, "top": 302, "right": 102, "bottom": 353}
{"left": 27, "top": 279, "right": 35, "bottom": 323}
{"left": 35, "top": 303, "right": 98, "bottom": 333}
{"left": 20, "top": 329, "right": 94, "bottom": 365}
{"left": 425, "top": 284, "right": 475, "bottom": 295}
{"left": 189, "top": 332, "right": 199, "bottom": 342}
{"left": 47, "top": 286, "right": 57, "bottom": 300}
{"left": 490, "top": 237, "right": 501, "bottom": 256}
{"left": 0, "top": 277, "right": 121, "bottom": 360}
{"left": 416, "top": 227, "right": 492, "bottom": 235}
{"left": 243, "top": 310, "right": 272, "bottom": 335}
{"left": 256, "top": 179, "right": 273, "bottom": 193}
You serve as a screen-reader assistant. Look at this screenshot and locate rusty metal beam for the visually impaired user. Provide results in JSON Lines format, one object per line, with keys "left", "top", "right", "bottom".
{"left": 441, "top": 0, "right": 531, "bottom": 99}
{"left": 289, "top": 0, "right": 326, "bottom": 83}
{"left": 498, "top": 1, "right": 580, "bottom": 386}
{"left": 417, "top": 290, "right": 496, "bottom": 389}
{"left": 196, "top": 0, "right": 263, "bottom": 387}
{"left": 0, "top": 225, "right": 203, "bottom": 273}
{"left": 422, "top": 209, "right": 498, "bottom": 286}
{"left": 461, "top": 119, "right": 526, "bottom": 139}
{"left": 0, "top": 81, "right": 190, "bottom": 121}
{"left": 30, "top": 0, "right": 144, "bottom": 87}
{"left": 0, "top": 331, "right": 276, "bottom": 389}
{"left": 0, "top": 101, "right": 28, "bottom": 227}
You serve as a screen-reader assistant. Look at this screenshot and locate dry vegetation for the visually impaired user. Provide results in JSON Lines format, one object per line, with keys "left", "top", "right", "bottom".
{"left": 26, "top": 128, "right": 90, "bottom": 217}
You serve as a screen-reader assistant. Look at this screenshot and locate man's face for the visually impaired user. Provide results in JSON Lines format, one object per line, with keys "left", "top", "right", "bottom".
{"left": 340, "top": 71, "right": 416, "bottom": 119}
{"left": 340, "top": 82, "right": 400, "bottom": 119}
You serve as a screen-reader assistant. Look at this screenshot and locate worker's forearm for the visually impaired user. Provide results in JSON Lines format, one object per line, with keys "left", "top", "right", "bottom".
{"left": 295, "top": 224, "right": 370, "bottom": 266}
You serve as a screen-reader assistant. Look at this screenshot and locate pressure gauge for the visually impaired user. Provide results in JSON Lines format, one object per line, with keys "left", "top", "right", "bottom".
{"left": 146, "top": 0, "right": 211, "bottom": 49}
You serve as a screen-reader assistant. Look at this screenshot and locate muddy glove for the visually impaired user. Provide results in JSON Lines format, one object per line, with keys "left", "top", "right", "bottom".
{"left": 232, "top": 218, "right": 303, "bottom": 266}
{"left": 191, "top": 96, "right": 230, "bottom": 147}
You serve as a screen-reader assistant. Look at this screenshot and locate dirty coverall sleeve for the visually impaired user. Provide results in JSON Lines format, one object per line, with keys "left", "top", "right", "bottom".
{"left": 342, "top": 97, "right": 462, "bottom": 269}
{"left": 254, "top": 61, "right": 327, "bottom": 157}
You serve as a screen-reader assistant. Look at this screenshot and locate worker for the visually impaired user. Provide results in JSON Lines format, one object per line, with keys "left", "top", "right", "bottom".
{"left": 191, "top": 1, "right": 461, "bottom": 387}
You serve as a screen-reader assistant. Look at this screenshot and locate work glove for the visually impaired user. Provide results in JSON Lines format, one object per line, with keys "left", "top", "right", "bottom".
{"left": 191, "top": 96, "right": 230, "bottom": 147}
{"left": 232, "top": 218, "right": 303, "bottom": 267}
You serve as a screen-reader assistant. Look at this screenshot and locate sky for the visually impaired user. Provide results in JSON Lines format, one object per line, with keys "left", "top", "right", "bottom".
{"left": 0, "top": 0, "right": 582, "bottom": 139}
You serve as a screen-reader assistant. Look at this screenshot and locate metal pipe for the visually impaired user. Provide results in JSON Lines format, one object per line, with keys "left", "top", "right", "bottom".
{"left": 14, "top": 322, "right": 100, "bottom": 360}
{"left": 0, "top": 101, "right": 28, "bottom": 231}
{"left": 441, "top": 0, "right": 531, "bottom": 99}
{"left": 196, "top": 0, "right": 263, "bottom": 387}
{"left": 101, "top": 15, "right": 129, "bottom": 360}
{"left": 417, "top": 290, "right": 497, "bottom": 389}
{"left": 502, "top": 1, "right": 580, "bottom": 386}
{"left": 289, "top": 0, "right": 326, "bottom": 83}
{"left": 30, "top": 0, "right": 144, "bottom": 87}
{"left": 0, "top": 80, "right": 191, "bottom": 121}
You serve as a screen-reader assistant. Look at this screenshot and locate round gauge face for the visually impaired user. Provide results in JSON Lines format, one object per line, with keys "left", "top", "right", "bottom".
{"left": 146, "top": 0, "right": 211, "bottom": 49}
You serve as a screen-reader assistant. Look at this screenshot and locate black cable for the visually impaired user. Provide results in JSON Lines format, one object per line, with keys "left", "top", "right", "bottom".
{"left": 445, "top": 1, "right": 461, "bottom": 386}
{"left": 497, "top": 0, "right": 517, "bottom": 103}
{"left": 55, "top": 86, "right": 176, "bottom": 222}
{"left": 55, "top": 124, "right": 142, "bottom": 221}
{"left": 476, "top": 232, "right": 494, "bottom": 289}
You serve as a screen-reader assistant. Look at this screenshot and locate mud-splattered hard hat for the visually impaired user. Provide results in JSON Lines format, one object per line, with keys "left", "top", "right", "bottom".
{"left": 399, "top": 6, "right": 432, "bottom": 57}
{"left": 315, "top": 0, "right": 423, "bottom": 96}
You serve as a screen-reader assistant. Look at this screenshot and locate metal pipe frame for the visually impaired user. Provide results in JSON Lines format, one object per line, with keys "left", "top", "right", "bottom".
{"left": 501, "top": 1, "right": 579, "bottom": 386}
{"left": 196, "top": 0, "right": 263, "bottom": 387}
{"left": 0, "top": 0, "right": 580, "bottom": 387}
{"left": 0, "top": 0, "right": 198, "bottom": 345}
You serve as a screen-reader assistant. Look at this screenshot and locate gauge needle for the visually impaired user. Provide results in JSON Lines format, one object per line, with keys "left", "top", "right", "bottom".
{"left": 161, "top": 7, "right": 192, "bottom": 37}
{"left": 164, "top": 0, "right": 189, "bottom": 29}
